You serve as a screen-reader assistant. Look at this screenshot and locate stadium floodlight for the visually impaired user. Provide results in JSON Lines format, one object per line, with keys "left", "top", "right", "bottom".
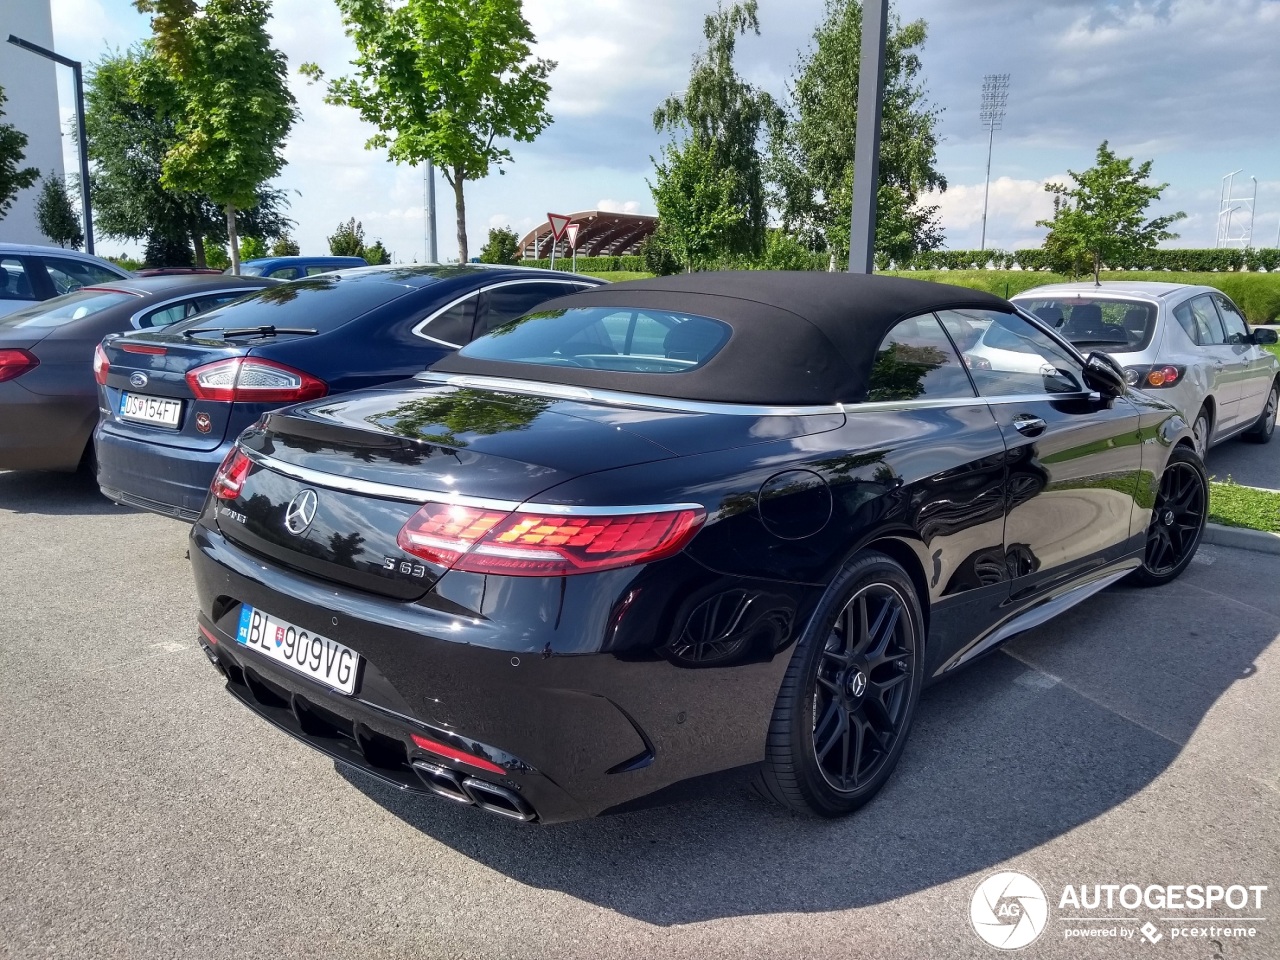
{"left": 979, "top": 74, "right": 1010, "bottom": 253}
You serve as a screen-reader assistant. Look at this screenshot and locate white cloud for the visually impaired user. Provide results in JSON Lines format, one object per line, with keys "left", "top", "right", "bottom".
{"left": 596, "top": 199, "right": 642, "bottom": 214}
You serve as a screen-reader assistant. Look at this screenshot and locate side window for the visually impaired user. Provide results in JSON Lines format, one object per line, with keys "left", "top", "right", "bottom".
{"left": 1187, "top": 295, "right": 1226, "bottom": 346}
{"left": 305, "top": 265, "right": 335, "bottom": 276}
{"left": 867, "top": 314, "right": 977, "bottom": 402}
{"left": 474, "top": 282, "right": 577, "bottom": 339}
{"left": 139, "top": 300, "right": 198, "bottom": 328}
{"left": 0, "top": 257, "right": 35, "bottom": 300}
{"left": 268, "top": 266, "right": 301, "bottom": 280}
{"left": 950, "top": 308, "right": 1084, "bottom": 397}
{"left": 194, "top": 294, "right": 243, "bottom": 312}
{"left": 41, "top": 257, "right": 120, "bottom": 294}
{"left": 1214, "top": 295, "right": 1250, "bottom": 344}
{"left": 1172, "top": 301, "right": 1200, "bottom": 344}
{"left": 415, "top": 292, "right": 478, "bottom": 346}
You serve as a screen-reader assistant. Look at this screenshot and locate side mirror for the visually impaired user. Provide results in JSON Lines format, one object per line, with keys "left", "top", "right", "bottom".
{"left": 1083, "top": 351, "right": 1126, "bottom": 398}
{"left": 1252, "top": 327, "right": 1278, "bottom": 345}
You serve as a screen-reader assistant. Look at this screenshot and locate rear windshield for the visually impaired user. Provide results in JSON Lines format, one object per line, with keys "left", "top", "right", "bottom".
{"left": 1013, "top": 297, "right": 1157, "bottom": 353}
{"left": 235, "top": 264, "right": 266, "bottom": 277}
{"left": 166, "top": 275, "right": 411, "bottom": 335}
{"left": 0, "top": 289, "right": 137, "bottom": 329}
{"left": 459, "top": 306, "right": 731, "bottom": 374}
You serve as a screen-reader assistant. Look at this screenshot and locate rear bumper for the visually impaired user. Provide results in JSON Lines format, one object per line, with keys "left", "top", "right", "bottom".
{"left": 94, "top": 423, "right": 230, "bottom": 521}
{"left": 0, "top": 381, "right": 94, "bottom": 472}
{"left": 189, "top": 515, "right": 809, "bottom": 822}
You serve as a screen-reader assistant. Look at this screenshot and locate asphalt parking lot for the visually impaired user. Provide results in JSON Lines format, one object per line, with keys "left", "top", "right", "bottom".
{"left": 1, "top": 435, "right": 1277, "bottom": 959}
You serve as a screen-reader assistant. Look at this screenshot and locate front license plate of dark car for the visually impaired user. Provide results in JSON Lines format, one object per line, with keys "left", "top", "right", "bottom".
{"left": 235, "top": 605, "right": 359, "bottom": 695}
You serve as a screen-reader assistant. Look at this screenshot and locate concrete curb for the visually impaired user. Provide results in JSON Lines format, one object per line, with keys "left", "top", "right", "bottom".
{"left": 1203, "top": 522, "right": 1280, "bottom": 555}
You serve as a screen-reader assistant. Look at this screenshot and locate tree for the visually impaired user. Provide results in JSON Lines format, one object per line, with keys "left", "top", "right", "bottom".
{"left": 239, "top": 235, "right": 266, "bottom": 261}
{"left": 479, "top": 226, "right": 520, "bottom": 265}
{"left": 86, "top": 45, "right": 292, "bottom": 267}
{"left": 270, "top": 234, "right": 300, "bottom": 257}
{"left": 364, "top": 239, "right": 391, "bottom": 265}
{"left": 651, "top": 1, "right": 777, "bottom": 268}
{"left": 35, "top": 174, "right": 83, "bottom": 249}
{"left": 1037, "top": 141, "right": 1186, "bottom": 284}
{"left": 204, "top": 242, "right": 230, "bottom": 270}
{"left": 0, "top": 85, "right": 40, "bottom": 222}
{"left": 770, "top": 0, "right": 946, "bottom": 265}
{"left": 135, "top": 0, "right": 298, "bottom": 274}
{"left": 301, "top": 0, "right": 554, "bottom": 263}
{"left": 144, "top": 231, "right": 195, "bottom": 267}
{"left": 328, "top": 218, "right": 366, "bottom": 258}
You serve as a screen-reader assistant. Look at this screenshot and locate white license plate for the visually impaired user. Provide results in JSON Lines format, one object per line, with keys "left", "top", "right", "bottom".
{"left": 120, "top": 392, "right": 183, "bottom": 427}
{"left": 235, "top": 605, "right": 360, "bottom": 695}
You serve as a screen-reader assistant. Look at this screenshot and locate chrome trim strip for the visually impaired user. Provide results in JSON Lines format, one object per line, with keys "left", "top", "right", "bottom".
{"left": 409, "top": 290, "right": 477, "bottom": 346}
{"left": 241, "top": 448, "right": 702, "bottom": 514}
{"left": 417, "top": 373, "right": 846, "bottom": 417}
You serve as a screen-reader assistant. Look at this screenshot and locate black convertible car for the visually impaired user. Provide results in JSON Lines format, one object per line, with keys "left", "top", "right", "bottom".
{"left": 190, "top": 272, "right": 1206, "bottom": 823}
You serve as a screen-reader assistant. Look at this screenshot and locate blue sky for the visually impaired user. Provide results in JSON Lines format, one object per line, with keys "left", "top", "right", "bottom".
{"left": 45, "top": 0, "right": 1280, "bottom": 262}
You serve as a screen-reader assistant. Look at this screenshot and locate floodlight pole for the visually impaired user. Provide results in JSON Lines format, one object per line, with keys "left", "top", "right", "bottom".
{"left": 423, "top": 160, "right": 437, "bottom": 263}
{"left": 7, "top": 34, "right": 94, "bottom": 254}
{"left": 979, "top": 74, "right": 1010, "bottom": 253}
{"left": 847, "top": 0, "right": 887, "bottom": 274}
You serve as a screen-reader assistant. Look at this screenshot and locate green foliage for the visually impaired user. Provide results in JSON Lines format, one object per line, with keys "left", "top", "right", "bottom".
{"left": 328, "top": 218, "right": 366, "bottom": 258}
{"left": 303, "top": 0, "right": 554, "bottom": 262}
{"left": 35, "top": 175, "right": 83, "bottom": 249}
{"left": 580, "top": 271, "right": 654, "bottom": 282}
{"left": 270, "top": 234, "right": 300, "bottom": 257}
{"left": 135, "top": 0, "right": 298, "bottom": 273}
{"left": 144, "top": 231, "right": 195, "bottom": 267}
{"left": 1208, "top": 479, "right": 1280, "bottom": 533}
{"left": 238, "top": 235, "right": 266, "bottom": 261}
{"left": 365, "top": 239, "right": 391, "bottom": 265}
{"left": 1037, "top": 141, "right": 1185, "bottom": 284}
{"left": 748, "top": 228, "right": 827, "bottom": 271}
{"left": 0, "top": 85, "right": 41, "bottom": 221}
{"left": 770, "top": 1, "right": 945, "bottom": 265}
{"left": 107, "top": 254, "right": 145, "bottom": 271}
{"left": 522, "top": 254, "right": 649, "bottom": 273}
{"left": 479, "top": 226, "right": 520, "bottom": 265}
{"left": 893, "top": 248, "right": 1280, "bottom": 274}
{"left": 204, "top": 242, "right": 230, "bottom": 271}
{"left": 651, "top": 2, "right": 777, "bottom": 267}
{"left": 638, "top": 231, "right": 682, "bottom": 276}
{"left": 86, "top": 45, "right": 291, "bottom": 267}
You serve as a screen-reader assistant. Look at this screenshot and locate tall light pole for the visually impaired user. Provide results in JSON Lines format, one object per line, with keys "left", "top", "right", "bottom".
{"left": 847, "top": 0, "right": 888, "bottom": 274}
{"left": 423, "top": 160, "right": 437, "bottom": 263}
{"left": 7, "top": 34, "right": 94, "bottom": 255}
{"left": 979, "top": 73, "right": 1009, "bottom": 253}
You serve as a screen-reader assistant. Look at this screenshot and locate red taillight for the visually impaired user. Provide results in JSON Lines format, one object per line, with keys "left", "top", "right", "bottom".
{"left": 186, "top": 357, "right": 327, "bottom": 403}
{"left": 121, "top": 342, "right": 167, "bottom": 355}
{"left": 0, "top": 348, "right": 39, "bottom": 383}
{"left": 93, "top": 343, "right": 109, "bottom": 385}
{"left": 1147, "top": 365, "right": 1181, "bottom": 387}
{"left": 211, "top": 448, "right": 252, "bottom": 500}
{"left": 396, "top": 502, "right": 705, "bottom": 576}
{"left": 410, "top": 733, "right": 506, "bottom": 775}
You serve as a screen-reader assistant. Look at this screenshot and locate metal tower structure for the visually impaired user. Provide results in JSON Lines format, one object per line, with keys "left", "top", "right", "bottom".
{"left": 1216, "top": 170, "right": 1257, "bottom": 249}
{"left": 979, "top": 73, "right": 1010, "bottom": 253}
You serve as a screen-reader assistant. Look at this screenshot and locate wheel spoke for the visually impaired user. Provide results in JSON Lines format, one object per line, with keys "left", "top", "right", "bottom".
{"left": 863, "top": 693, "right": 896, "bottom": 734}
{"left": 867, "top": 602, "right": 901, "bottom": 662}
{"left": 871, "top": 671, "right": 909, "bottom": 694}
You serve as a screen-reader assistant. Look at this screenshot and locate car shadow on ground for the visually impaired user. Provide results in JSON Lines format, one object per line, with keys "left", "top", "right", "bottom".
{"left": 339, "top": 579, "right": 1276, "bottom": 926}
{"left": 0, "top": 469, "right": 137, "bottom": 517}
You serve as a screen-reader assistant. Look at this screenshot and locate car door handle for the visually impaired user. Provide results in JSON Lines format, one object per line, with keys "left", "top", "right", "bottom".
{"left": 1012, "top": 414, "right": 1047, "bottom": 437}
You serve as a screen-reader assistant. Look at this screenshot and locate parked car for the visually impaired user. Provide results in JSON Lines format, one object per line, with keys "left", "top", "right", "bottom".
{"left": 187, "top": 272, "right": 1204, "bottom": 824}
{"left": 0, "top": 275, "right": 276, "bottom": 472}
{"left": 233, "top": 256, "right": 367, "bottom": 280}
{"left": 94, "top": 265, "right": 601, "bottom": 519}
{"left": 1011, "top": 282, "right": 1280, "bottom": 458}
{"left": 135, "top": 267, "right": 225, "bottom": 277}
{"left": 0, "top": 243, "right": 132, "bottom": 318}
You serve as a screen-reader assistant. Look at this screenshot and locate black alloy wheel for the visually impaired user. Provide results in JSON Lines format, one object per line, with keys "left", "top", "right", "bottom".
{"left": 1245, "top": 383, "right": 1278, "bottom": 444}
{"left": 1129, "top": 446, "right": 1207, "bottom": 587}
{"left": 755, "top": 551, "right": 924, "bottom": 817}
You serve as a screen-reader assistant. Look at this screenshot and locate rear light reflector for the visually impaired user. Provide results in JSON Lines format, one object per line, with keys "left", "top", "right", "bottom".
{"left": 93, "top": 343, "right": 109, "bottom": 385}
{"left": 186, "top": 357, "right": 327, "bottom": 403}
{"left": 211, "top": 447, "right": 252, "bottom": 500}
{"left": 397, "top": 502, "right": 706, "bottom": 576}
{"left": 121, "top": 342, "right": 167, "bottom": 355}
{"left": 199, "top": 624, "right": 218, "bottom": 645}
{"left": 410, "top": 733, "right": 506, "bottom": 775}
{"left": 0, "top": 348, "right": 39, "bottom": 383}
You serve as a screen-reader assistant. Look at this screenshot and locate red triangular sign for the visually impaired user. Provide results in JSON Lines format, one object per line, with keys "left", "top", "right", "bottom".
{"left": 566, "top": 224, "right": 580, "bottom": 249}
{"left": 547, "top": 212, "right": 572, "bottom": 242}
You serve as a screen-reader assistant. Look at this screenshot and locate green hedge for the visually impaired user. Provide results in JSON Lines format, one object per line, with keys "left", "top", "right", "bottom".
{"left": 521, "top": 254, "right": 647, "bottom": 273}
{"left": 893, "top": 248, "right": 1280, "bottom": 272}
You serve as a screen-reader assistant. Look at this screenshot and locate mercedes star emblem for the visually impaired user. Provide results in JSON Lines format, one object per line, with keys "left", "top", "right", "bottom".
{"left": 284, "top": 489, "right": 319, "bottom": 535}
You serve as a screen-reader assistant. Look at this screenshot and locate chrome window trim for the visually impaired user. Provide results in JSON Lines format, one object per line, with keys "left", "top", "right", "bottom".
{"left": 128, "top": 286, "right": 261, "bottom": 330}
{"left": 409, "top": 278, "right": 599, "bottom": 347}
{"left": 409, "top": 290, "right": 477, "bottom": 348}
{"left": 240, "top": 447, "right": 699, "bottom": 514}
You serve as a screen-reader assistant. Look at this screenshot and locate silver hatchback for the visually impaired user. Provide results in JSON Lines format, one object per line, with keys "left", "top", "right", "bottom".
{"left": 1011, "top": 281, "right": 1279, "bottom": 458}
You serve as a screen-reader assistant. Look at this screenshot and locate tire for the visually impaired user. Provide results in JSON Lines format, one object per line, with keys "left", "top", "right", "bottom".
{"left": 1127, "top": 445, "right": 1207, "bottom": 587}
{"left": 754, "top": 550, "right": 925, "bottom": 817}
{"left": 1192, "top": 405, "right": 1212, "bottom": 461}
{"left": 1243, "top": 382, "right": 1278, "bottom": 443}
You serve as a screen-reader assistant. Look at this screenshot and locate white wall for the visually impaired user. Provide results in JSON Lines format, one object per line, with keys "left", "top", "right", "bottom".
{"left": 0, "top": 0, "right": 66, "bottom": 245}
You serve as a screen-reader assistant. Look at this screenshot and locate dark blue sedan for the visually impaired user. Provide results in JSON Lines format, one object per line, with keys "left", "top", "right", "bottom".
{"left": 93, "top": 264, "right": 601, "bottom": 519}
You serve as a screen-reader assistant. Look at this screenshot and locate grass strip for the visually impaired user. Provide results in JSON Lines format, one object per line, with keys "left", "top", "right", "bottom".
{"left": 1208, "top": 479, "right": 1280, "bottom": 532}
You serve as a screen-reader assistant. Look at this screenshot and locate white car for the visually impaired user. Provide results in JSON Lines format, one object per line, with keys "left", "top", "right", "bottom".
{"left": 0, "top": 243, "right": 132, "bottom": 318}
{"left": 1008, "top": 282, "right": 1279, "bottom": 459}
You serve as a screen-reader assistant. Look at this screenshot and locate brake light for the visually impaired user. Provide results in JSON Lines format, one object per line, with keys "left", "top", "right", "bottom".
{"left": 1125, "top": 364, "right": 1185, "bottom": 389}
{"left": 410, "top": 733, "right": 506, "bottom": 775}
{"left": 211, "top": 448, "right": 251, "bottom": 500}
{"left": 186, "top": 357, "right": 327, "bottom": 403}
{"left": 121, "top": 342, "right": 167, "bottom": 355}
{"left": 1146, "top": 365, "right": 1181, "bottom": 387}
{"left": 396, "top": 502, "right": 705, "bottom": 576}
{"left": 93, "top": 343, "right": 109, "bottom": 385}
{"left": 0, "top": 348, "right": 39, "bottom": 383}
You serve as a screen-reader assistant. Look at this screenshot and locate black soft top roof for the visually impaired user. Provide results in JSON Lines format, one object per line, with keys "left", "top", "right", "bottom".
{"left": 431, "top": 271, "right": 1014, "bottom": 405}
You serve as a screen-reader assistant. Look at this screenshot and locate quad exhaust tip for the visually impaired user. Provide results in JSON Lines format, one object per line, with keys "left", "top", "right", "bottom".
{"left": 411, "top": 760, "right": 536, "bottom": 822}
